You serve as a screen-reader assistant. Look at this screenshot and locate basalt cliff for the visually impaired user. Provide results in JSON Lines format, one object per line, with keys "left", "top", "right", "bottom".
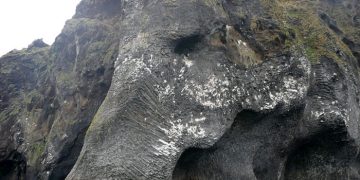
{"left": 1, "top": 0, "right": 360, "bottom": 179}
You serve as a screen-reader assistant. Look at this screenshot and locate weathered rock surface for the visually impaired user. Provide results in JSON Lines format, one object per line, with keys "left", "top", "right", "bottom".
{"left": 1, "top": 0, "right": 360, "bottom": 179}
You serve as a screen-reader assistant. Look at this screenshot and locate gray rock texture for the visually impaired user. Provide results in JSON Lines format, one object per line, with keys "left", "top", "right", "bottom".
{"left": 1, "top": 0, "right": 360, "bottom": 179}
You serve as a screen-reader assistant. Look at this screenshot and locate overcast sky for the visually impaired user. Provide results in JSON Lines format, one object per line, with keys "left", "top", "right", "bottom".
{"left": 0, "top": 0, "right": 81, "bottom": 56}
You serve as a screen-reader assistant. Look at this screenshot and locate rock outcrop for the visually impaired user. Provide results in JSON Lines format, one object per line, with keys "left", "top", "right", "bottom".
{"left": 1, "top": 0, "right": 360, "bottom": 179}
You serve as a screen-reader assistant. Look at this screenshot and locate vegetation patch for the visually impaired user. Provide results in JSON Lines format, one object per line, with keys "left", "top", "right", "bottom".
{"left": 260, "top": 0, "right": 354, "bottom": 64}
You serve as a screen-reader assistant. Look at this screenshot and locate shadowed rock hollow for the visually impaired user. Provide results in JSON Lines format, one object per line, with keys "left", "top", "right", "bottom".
{"left": 1, "top": 0, "right": 360, "bottom": 179}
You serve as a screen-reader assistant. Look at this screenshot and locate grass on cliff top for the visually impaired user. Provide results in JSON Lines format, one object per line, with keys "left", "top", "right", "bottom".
{"left": 260, "top": 0, "right": 353, "bottom": 64}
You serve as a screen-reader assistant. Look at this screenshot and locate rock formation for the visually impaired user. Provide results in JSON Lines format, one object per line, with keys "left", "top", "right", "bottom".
{"left": 1, "top": 0, "right": 360, "bottom": 179}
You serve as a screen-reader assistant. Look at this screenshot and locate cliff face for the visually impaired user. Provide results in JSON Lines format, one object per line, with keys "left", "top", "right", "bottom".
{"left": 0, "top": 0, "right": 360, "bottom": 179}
{"left": 0, "top": 1, "right": 120, "bottom": 179}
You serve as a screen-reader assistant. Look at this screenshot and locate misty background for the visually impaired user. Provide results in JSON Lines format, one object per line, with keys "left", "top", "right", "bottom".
{"left": 0, "top": 0, "right": 81, "bottom": 56}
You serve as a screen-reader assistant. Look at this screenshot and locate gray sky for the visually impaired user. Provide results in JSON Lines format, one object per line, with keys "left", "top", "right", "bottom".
{"left": 0, "top": 0, "right": 81, "bottom": 56}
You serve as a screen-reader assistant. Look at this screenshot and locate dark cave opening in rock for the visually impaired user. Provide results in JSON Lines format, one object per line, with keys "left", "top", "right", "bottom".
{"left": 0, "top": 160, "right": 17, "bottom": 177}
{"left": 284, "top": 128, "right": 358, "bottom": 180}
{"left": 0, "top": 152, "right": 26, "bottom": 180}
{"left": 48, "top": 127, "right": 88, "bottom": 180}
{"left": 174, "top": 35, "right": 203, "bottom": 55}
{"left": 172, "top": 106, "right": 360, "bottom": 180}
{"left": 172, "top": 147, "right": 211, "bottom": 180}
{"left": 172, "top": 110, "right": 265, "bottom": 180}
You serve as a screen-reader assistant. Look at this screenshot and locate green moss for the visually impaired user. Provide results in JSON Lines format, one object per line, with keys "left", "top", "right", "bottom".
{"left": 24, "top": 90, "right": 41, "bottom": 105}
{"left": 0, "top": 48, "right": 49, "bottom": 123}
{"left": 0, "top": 99, "right": 22, "bottom": 123}
{"left": 56, "top": 72, "right": 76, "bottom": 89}
{"left": 259, "top": 0, "right": 354, "bottom": 64}
{"left": 29, "top": 141, "right": 46, "bottom": 166}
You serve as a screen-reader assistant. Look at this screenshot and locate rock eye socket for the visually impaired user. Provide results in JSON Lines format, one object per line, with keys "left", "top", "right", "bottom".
{"left": 174, "top": 35, "right": 203, "bottom": 55}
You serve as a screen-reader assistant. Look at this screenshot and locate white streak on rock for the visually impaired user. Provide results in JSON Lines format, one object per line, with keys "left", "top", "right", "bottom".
{"left": 194, "top": 117, "right": 206, "bottom": 122}
{"left": 183, "top": 57, "right": 193, "bottom": 68}
{"left": 153, "top": 139, "right": 179, "bottom": 156}
{"left": 182, "top": 75, "right": 233, "bottom": 109}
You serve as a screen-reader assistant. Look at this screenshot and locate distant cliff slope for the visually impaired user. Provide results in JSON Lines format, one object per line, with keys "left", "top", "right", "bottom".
{"left": 0, "top": 0, "right": 360, "bottom": 179}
